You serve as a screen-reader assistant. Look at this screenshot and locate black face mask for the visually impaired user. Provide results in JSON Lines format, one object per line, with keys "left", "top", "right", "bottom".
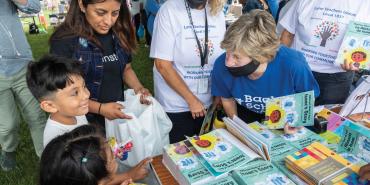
{"left": 227, "top": 60, "right": 260, "bottom": 77}
{"left": 186, "top": 0, "right": 207, "bottom": 9}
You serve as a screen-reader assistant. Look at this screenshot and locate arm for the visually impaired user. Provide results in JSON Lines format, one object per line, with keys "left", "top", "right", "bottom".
{"left": 221, "top": 97, "right": 237, "bottom": 118}
{"left": 280, "top": 29, "right": 295, "bottom": 47}
{"left": 359, "top": 163, "right": 370, "bottom": 182}
{"left": 12, "top": 0, "right": 41, "bottom": 14}
{"left": 155, "top": 59, "right": 206, "bottom": 118}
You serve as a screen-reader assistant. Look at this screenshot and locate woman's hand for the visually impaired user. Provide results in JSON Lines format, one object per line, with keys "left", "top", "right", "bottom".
{"left": 134, "top": 87, "right": 152, "bottom": 105}
{"left": 188, "top": 96, "right": 207, "bottom": 119}
{"left": 284, "top": 124, "right": 303, "bottom": 135}
{"left": 100, "top": 102, "right": 132, "bottom": 120}
{"left": 341, "top": 59, "right": 360, "bottom": 71}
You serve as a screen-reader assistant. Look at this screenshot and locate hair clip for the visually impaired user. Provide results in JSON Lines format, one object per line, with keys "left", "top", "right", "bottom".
{"left": 81, "top": 157, "right": 88, "bottom": 163}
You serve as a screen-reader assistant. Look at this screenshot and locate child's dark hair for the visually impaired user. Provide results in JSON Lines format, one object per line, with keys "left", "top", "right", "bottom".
{"left": 26, "top": 55, "right": 83, "bottom": 100}
{"left": 40, "top": 125, "right": 109, "bottom": 185}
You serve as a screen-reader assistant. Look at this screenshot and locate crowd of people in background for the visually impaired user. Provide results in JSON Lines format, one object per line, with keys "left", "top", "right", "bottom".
{"left": 1, "top": 0, "right": 370, "bottom": 184}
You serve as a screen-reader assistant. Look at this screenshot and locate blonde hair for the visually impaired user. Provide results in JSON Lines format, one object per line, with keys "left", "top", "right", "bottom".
{"left": 209, "top": 0, "right": 226, "bottom": 16}
{"left": 221, "top": 10, "right": 280, "bottom": 62}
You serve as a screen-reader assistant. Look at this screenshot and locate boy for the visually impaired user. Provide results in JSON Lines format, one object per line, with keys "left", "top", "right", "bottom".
{"left": 26, "top": 55, "right": 90, "bottom": 147}
{"left": 27, "top": 55, "right": 152, "bottom": 181}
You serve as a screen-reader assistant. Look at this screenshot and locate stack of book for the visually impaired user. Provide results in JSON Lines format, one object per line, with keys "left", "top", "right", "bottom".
{"left": 162, "top": 129, "right": 260, "bottom": 185}
{"left": 285, "top": 142, "right": 368, "bottom": 185}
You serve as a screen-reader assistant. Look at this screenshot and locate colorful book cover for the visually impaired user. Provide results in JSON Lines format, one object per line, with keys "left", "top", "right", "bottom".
{"left": 335, "top": 21, "right": 370, "bottom": 70}
{"left": 316, "top": 108, "right": 353, "bottom": 145}
{"left": 188, "top": 129, "right": 256, "bottom": 174}
{"left": 272, "top": 127, "right": 325, "bottom": 150}
{"left": 272, "top": 159, "right": 308, "bottom": 185}
{"left": 264, "top": 91, "right": 314, "bottom": 129}
{"left": 232, "top": 160, "right": 295, "bottom": 185}
{"left": 163, "top": 141, "right": 213, "bottom": 184}
{"left": 285, "top": 142, "right": 367, "bottom": 185}
{"left": 338, "top": 122, "right": 370, "bottom": 163}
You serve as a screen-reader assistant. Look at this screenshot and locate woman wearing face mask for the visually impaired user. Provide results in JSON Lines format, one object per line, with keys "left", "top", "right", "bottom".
{"left": 49, "top": 0, "right": 151, "bottom": 126}
{"left": 150, "top": 0, "right": 226, "bottom": 143}
{"left": 211, "top": 10, "right": 320, "bottom": 124}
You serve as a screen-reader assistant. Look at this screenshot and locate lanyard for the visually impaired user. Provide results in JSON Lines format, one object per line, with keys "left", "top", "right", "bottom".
{"left": 184, "top": 0, "right": 208, "bottom": 67}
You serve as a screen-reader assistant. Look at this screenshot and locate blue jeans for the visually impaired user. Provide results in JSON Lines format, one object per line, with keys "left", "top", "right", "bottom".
{"left": 313, "top": 71, "right": 354, "bottom": 106}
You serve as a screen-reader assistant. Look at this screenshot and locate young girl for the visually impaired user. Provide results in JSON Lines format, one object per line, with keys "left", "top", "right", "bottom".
{"left": 39, "top": 125, "right": 149, "bottom": 185}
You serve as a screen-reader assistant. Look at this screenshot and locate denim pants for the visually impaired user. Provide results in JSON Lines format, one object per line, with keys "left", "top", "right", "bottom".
{"left": 0, "top": 67, "right": 46, "bottom": 157}
{"left": 313, "top": 71, "right": 354, "bottom": 106}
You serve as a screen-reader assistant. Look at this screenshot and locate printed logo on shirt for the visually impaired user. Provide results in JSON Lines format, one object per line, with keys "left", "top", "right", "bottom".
{"left": 194, "top": 39, "right": 215, "bottom": 61}
{"left": 235, "top": 95, "right": 274, "bottom": 113}
{"left": 102, "top": 53, "right": 119, "bottom": 63}
{"left": 313, "top": 20, "right": 340, "bottom": 47}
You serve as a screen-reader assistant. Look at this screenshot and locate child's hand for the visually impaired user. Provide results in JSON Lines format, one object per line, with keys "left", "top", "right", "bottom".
{"left": 120, "top": 178, "right": 133, "bottom": 185}
{"left": 359, "top": 163, "right": 370, "bottom": 182}
{"left": 128, "top": 157, "right": 152, "bottom": 181}
{"left": 100, "top": 102, "right": 132, "bottom": 120}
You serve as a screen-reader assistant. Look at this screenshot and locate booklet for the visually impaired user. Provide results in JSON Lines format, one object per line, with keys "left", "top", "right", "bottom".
{"left": 335, "top": 21, "right": 370, "bottom": 70}
{"left": 264, "top": 91, "right": 315, "bottom": 129}
{"left": 162, "top": 141, "right": 215, "bottom": 185}
{"left": 199, "top": 103, "right": 217, "bottom": 135}
{"left": 188, "top": 129, "right": 259, "bottom": 175}
{"left": 338, "top": 121, "right": 370, "bottom": 163}
{"left": 232, "top": 160, "right": 295, "bottom": 185}
{"left": 271, "top": 127, "right": 325, "bottom": 150}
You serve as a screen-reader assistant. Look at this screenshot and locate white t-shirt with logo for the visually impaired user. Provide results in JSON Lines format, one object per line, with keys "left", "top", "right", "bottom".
{"left": 279, "top": 0, "right": 370, "bottom": 73}
{"left": 150, "top": 0, "right": 226, "bottom": 112}
{"left": 43, "top": 115, "right": 88, "bottom": 147}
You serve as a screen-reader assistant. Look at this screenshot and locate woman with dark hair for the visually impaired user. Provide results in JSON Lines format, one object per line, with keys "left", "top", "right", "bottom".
{"left": 50, "top": 0, "right": 150, "bottom": 125}
{"left": 40, "top": 125, "right": 141, "bottom": 185}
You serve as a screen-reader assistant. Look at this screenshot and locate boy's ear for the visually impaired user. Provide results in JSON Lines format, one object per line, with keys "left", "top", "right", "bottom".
{"left": 40, "top": 100, "right": 58, "bottom": 113}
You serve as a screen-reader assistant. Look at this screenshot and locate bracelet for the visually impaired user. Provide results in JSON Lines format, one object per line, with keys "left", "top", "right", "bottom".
{"left": 98, "top": 103, "right": 102, "bottom": 114}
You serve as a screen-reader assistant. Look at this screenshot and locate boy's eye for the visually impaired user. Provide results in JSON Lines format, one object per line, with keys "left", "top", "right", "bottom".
{"left": 71, "top": 90, "right": 78, "bottom": 96}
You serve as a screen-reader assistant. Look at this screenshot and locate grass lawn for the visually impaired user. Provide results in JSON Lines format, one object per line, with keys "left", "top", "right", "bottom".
{"left": 0, "top": 30, "right": 153, "bottom": 185}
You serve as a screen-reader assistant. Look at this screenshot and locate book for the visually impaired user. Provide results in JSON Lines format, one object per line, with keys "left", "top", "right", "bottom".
{"left": 207, "top": 175, "right": 239, "bottom": 185}
{"left": 231, "top": 160, "right": 295, "bottom": 185}
{"left": 338, "top": 121, "right": 370, "bottom": 163}
{"left": 316, "top": 108, "right": 353, "bottom": 145}
{"left": 285, "top": 142, "right": 368, "bottom": 185}
{"left": 271, "top": 127, "right": 325, "bottom": 150}
{"left": 223, "top": 117, "right": 273, "bottom": 161}
{"left": 188, "top": 129, "right": 259, "bottom": 175}
{"left": 162, "top": 141, "right": 215, "bottom": 185}
{"left": 199, "top": 103, "right": 217, "bottom": 135}
{"left": 339, "top": 75, "right": 370, "bottom": 127}
{"left": 335, "top": 21, "right": 370, "bottom": 70}
{"left": 264, "top": 91, "right": 315, "bottom": 129}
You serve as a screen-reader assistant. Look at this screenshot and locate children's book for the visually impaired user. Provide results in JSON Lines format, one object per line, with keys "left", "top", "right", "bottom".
{"left": 339, "top": 75, "right": 370, "bottom": 127}
{"left": 271, "top": 127, "right": 325, "bottom": 150}
{"left": 338, "top": 121, "right": 370, "bottom": 163}
{"left": 207, "top": 175, "right": 239, "bottom": 185}
{"left": 285, "top": 142, "right": 368, "bottom": 185}
{"left": 232, "top": 160, "right": 295, "bottom": 185}
{"left": 264, "top": 91, "right": 315, "bottom": 129}
{"left": 223, "top": 117, "right": 274, "bottom": 160}
{"left": 335, "top": 21, "right": 370, "bottom": 70}
{"left": 162, "top": 141, "right": 215, "bottom": 185}
{"left": 188, "top": 129, "right": 259, "bottom": 176}
{"left": 199, "top": 103, "right": 217, "bottom": 135}
{"left": 316, "top": 108, "right": 353, "bottom": 146}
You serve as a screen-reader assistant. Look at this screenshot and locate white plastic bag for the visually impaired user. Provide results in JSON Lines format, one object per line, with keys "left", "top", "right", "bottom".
{"left": 105, "top": 89, "right": 172, "bottom": 167}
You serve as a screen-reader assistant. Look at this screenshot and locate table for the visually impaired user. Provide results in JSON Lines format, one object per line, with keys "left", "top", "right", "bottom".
{"left": 150, "top": 155, "right": 178, "bottom": 185}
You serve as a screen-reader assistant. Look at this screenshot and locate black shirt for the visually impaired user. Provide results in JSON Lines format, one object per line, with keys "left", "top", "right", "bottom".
{"left": 96, "top": 32, "right": 125, "bottom": 103}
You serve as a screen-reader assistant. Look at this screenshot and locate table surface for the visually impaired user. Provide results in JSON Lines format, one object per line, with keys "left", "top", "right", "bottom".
{"left": 151, "top": 155, "right": 179, "bottom": 185}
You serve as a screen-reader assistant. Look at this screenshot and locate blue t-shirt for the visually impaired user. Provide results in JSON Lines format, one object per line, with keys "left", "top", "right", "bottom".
{"left": 211, "top": 45, "right": 320, "bottom": 114}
